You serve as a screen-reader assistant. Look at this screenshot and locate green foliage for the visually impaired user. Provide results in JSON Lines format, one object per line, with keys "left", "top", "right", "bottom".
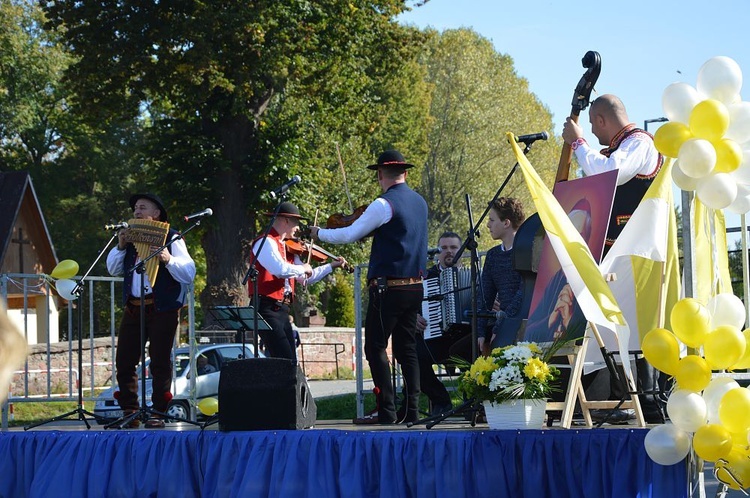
{"left": 416, "top": 28, "right": 559, "bottom": 251}
{"left": 325, "top": 273, "right": 355, "bottom": 327}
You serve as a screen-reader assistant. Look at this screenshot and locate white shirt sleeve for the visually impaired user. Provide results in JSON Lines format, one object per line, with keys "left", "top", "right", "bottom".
{"left": 574, "top": 134, "right": 660, "bottom": 185}
{"left": 253, "top": 237, "right": 309, "bottom": 279}
{"left": 164, "top": 236, "right": 196, "bottom": 284}
{"left": 106, "top": 246, "right": 126, "bottom": 276}
{"left": 317, "top": 198, "right": 392, "bottom": 244}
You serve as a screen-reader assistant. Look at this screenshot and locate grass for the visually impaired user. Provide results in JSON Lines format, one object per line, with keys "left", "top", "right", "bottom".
{"left": 5, "top": 401, "right": 98, "bottom": 427}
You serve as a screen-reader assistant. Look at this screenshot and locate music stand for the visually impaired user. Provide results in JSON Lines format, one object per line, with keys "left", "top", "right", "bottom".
{"left": 408, "top": 140, "right": 537, "bottom": 429}
{"left": 208, "top": 305, "right": 271, "bottom": 357}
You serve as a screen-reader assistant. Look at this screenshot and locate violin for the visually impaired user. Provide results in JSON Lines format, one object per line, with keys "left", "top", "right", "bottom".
{"left": 555, "top": 51, "right": 601, "bottom": 184}
{"left": 284, "top": 238, "right": 354, "bottom": 273}
{"left": 326, "top": 205, "right": 368, "bottom": 229}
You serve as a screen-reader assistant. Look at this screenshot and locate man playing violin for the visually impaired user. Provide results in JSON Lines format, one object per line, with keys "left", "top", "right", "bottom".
{"left": 251, "top": 201, "right": 347, "bottom": 361}
{"left": 310, "top": 149, "right": 428, "bottom": 424}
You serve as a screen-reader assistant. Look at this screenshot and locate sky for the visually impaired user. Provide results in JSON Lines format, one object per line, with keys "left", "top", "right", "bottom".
{"left": 399, "top": 0, "right": 750, "bottom": 241}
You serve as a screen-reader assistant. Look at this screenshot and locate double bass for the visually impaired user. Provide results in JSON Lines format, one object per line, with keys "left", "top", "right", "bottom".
{"left": 511, "top": 51, "right": 602, "bottom": 337}
{"left": 555, "top": 51, "right": 602, "bottom": 184}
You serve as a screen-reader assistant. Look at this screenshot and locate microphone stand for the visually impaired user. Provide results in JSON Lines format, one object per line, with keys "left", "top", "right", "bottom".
{"left": 25, "top": 232, "right": 121, "bottom": 430}
{"left": 241, "top": 193, "right": 288, "bottom": 360}
{"left": 408, "top": 141, "right": 535, "bottom": 429}
{"left": 106, "top": 219, "right": 203, "bottom": 429}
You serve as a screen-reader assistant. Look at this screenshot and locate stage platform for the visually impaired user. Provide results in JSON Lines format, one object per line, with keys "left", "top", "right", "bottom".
{"left": 0, "top": 420, "right": 686, "bottom": 498}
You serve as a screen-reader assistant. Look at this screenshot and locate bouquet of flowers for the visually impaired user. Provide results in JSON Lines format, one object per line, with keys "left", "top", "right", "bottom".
{"left": 457, "top": 342, "right": 561, "bottom": 404}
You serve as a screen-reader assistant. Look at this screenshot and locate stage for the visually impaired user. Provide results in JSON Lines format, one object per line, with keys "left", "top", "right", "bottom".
{"left": 0, "top": 421, "right": 685, "bottom": 498}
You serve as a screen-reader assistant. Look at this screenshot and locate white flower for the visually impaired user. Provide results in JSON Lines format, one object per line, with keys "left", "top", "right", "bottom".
{"left": 489, "top": 365, "right": 523, "bottom": 391}
{"left": 500, "top": 344, "right": 533, "bottom": 363}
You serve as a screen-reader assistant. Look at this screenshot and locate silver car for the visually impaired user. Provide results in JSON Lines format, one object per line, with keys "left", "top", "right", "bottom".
{"left": 93, "top": 343, "right": 263, "bottom": 422}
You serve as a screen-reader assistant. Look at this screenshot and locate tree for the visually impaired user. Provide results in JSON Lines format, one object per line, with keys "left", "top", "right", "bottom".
{"left": 42, "top": 0, "right": 433, "bottom": 318}
{"left": 417, "top": 28, "right": 560, "bottom": 251}
{"left": 325, "top": 273, "right": 356, "bottom": 327}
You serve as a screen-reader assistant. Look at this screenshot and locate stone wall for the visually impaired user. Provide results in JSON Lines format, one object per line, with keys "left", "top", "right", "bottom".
{"left": 10, "top": 327, "right": 362, "bottom": 398}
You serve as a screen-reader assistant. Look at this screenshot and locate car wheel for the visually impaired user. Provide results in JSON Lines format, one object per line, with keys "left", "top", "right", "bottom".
{"left": 166, "top": 400, "right": 190, "bottom": 422}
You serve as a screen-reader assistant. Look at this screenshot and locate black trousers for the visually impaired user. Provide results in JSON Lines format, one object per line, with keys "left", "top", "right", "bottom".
{"left": 257, "top": 297, "right": 296, "bottom": 361}
{"left": 365, "top": 284, "right": 422, "bottom": 423}
{"left": 416, "top": 333, "right": 452, "bottom": 406}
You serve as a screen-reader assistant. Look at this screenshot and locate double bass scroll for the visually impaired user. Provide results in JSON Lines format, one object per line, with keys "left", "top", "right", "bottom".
{"left": 555, "top": 51, "right": 601, "bottom": 184}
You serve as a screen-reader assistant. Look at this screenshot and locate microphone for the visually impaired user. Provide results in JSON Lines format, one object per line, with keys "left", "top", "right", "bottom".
{"left": 427, "top": 247, "right": 441, "bottom": 257}
{"left": 183, "top": 208, "right": 213, "bottom": 221}
{"left": 269, "top": 175, "right": 302, "bottom": 199}
{"left": 513, "top": 131, "right": 549, "bottom": 144}
{"left": 104, "top": 221, "right": 129, "bottom": 231}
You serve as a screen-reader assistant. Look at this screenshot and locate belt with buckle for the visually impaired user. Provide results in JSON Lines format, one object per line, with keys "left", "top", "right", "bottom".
{"left": 260, "top": 294, "right": 293, "bottom": 306}
{"left": 369, "top": 277, "right": 423, "bottom": 288}
{"left": 128, "top": 296, "right": 154, "bottom": 306}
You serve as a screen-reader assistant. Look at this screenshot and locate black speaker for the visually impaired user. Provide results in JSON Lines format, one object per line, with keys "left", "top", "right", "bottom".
{"left": 218, "top": 358, "right": 316, "bottom": 431}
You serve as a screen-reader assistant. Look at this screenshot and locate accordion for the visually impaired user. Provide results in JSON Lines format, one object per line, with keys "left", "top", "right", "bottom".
{"left": 421, "top": 267, "right": 473, "bottom": 340}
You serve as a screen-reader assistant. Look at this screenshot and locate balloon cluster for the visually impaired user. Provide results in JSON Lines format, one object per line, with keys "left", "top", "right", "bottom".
{"left": 642, "top": 294, "right": 750, "bottom": 490}
{"left": 43, "top": 260, "right": 80, "bottom": 301}
{"left": 655, "top": 56, "right": 750, "bottom": 212}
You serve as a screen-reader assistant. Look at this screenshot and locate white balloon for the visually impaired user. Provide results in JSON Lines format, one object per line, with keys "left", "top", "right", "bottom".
{"left": 662, "top": 82, "right": 701, "bottom": 124}
{"left": 726, "top": 102, "right": 750, "bottom": 144}
{"left": 55, "top": 279, "right": 79, "bottom": 301}
{"left": 644, "top": 423, "right": 692, "bottom": 466}
{"left": 696, "top": 172, "right": 738, "bottom": 209}
{"left": 697, "top": 56, "right": 744, "bottom": 104}
{"left": 667, "top": 390, "right": 707, "bottom": 432}
{"left": 727, "top": 190, "right": 750, "bottom": 214}
{"left": 678, "top": 139, "right": 716, "bottom": 178}
{"left": 730, "top": 151, "right": 750, "bottom": 185}
{"left": 703, "top": 377, "right": 741, "bottom": 424}
{"left": 672, "top": 160, "right": 699, "bottom": 191}
{"left": 707, "top": 293, "right": 747, "bottom": 329}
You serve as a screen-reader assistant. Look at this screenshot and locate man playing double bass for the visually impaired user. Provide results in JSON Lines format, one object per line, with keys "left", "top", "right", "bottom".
{"left": 310, "top": 150, "right": 428, "bottom": 425}
{"left": 562, "top": 94, "right": 666, "bottom": 424}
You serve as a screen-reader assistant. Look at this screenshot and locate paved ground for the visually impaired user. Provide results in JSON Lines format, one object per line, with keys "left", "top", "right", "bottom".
{"left": 307, "top": 378, "right": 373, "bottom": 399}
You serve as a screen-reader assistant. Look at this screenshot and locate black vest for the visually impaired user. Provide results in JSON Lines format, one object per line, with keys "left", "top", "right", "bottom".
{"left": 121, "top": 228, "right": 187, "bottom": 311}
{"left": 602, "top": 126, "right": 663, "bottom": 247}
{"left": 367, "top": 183, "right": 428, "bottom": 280}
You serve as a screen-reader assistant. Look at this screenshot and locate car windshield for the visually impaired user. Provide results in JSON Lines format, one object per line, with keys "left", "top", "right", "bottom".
{"left": 175, "top": 354, "right": 190, "bottom": 377}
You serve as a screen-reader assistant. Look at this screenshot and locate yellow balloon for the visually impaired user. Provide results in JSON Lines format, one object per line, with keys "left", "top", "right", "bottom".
{"left": 50, "top": 259, "right": 79, "bottom": 280}
{"left": 670, "top": 298, "right": 711, "bottom": 348}
{"left": 705, "top": 325, "right": 746, "bottom": 370}
{"left": 693, "top": 424, "right": 734, "bottom": 462}
{"left": 713, "top": 138, "right": 743, "bottom": 173}
{"left": 675, "top": 355, "right": 712, "bottom": 392}
{"left": 197, "top": 397, "right": 219, "bottom": 416}
{"left": 690, "top": 99, "right": 730, "bottom": 141}
{"left": 642, "top": 328, "right": 680, "bottom": 375}
{"left": 733, "top": 329, "right": 750, "bottom": 369}
{"left": 715, "top": 447, "right": 750, "bottom": 490}
{"left": 654, "top": 122, "right": 693, "bottom": 158}
{"left": 719, "top": 388, "right": 750, "bottom": 433}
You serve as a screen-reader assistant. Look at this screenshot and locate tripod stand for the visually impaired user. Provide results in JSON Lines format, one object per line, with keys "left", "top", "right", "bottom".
{"left": 408, "top": 140, "right": 537, "bottom": 429}
{"left": 25, "top": 233, "right": 121, "bottom": 430}
{"left": 106, "top": 221, "right": 202, "bottom": 429}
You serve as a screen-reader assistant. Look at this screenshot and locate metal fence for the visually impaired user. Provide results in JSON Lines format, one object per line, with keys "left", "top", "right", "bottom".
{"left": 1, "top": 272, "right": 198, "bottom": 429}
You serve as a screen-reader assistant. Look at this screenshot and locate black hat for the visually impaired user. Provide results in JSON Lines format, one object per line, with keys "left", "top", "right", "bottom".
{"left": 263, "top": 201, "right": 307, "bottom": 221}
{"left": 367, "top": 149, "right": 414, "bottom": 171}
{"left": 129, "top": 193, "right": 168, "bottom": 222}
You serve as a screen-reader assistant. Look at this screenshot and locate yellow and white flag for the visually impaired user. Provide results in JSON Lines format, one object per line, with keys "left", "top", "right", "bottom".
{"left": 599, "top": 158, "right": 682, "bottom": 354}
{"left": 507, "top": 133, "right": 631, "bottom": 373}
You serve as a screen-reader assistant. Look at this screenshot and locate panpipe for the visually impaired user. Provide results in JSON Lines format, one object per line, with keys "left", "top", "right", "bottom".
{"left": 122, "top": 218, "right": 170, "bottom": 286}
{"left": 421, "top": 267, "right": 473, "bottom": 340}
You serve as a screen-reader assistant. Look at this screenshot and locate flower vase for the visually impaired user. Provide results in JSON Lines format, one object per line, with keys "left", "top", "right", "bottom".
{"left": 482, "top": 399, "right": 546, "bottom": 430}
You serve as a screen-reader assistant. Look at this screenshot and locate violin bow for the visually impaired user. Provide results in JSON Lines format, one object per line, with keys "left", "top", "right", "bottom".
{"left": 335, "top": 142, "right": 354, "bottom": 213}
{"left": 306, "top": 209, "right": 319, "bottom": 265}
